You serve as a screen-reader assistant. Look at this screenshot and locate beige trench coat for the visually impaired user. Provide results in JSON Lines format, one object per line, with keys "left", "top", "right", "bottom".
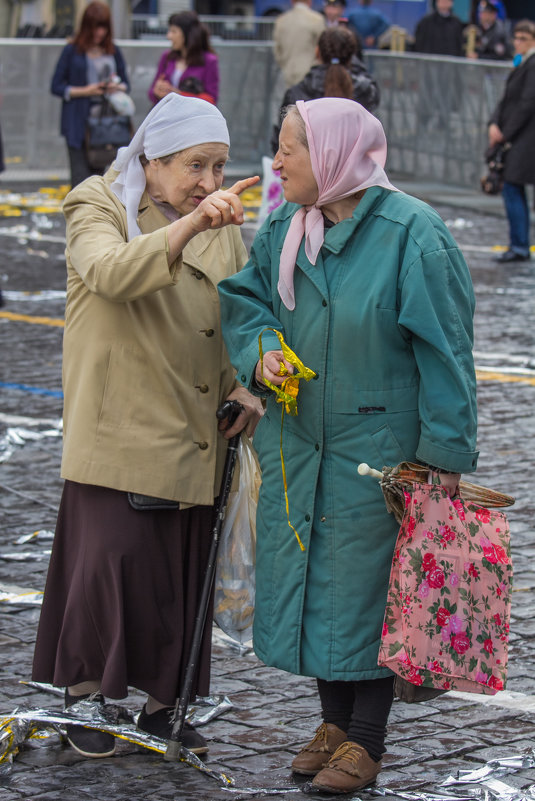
{"left": 60, "top": 169, "right": 247, "bottom": 505}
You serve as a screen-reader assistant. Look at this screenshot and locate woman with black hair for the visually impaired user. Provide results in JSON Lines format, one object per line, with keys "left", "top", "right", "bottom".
{"left": 148, "top": 11, "right": 219, "bottom": 105}
{"left": 271, "top": 27, "right": 379, "bottom": 154}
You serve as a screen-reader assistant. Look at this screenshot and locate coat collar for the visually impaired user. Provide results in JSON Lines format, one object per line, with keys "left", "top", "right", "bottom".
{"left": 290, "top": 186, "right": 390, "bottom": 297}
{"left": 321, "top": 186, "right": 390, "bottom": 254}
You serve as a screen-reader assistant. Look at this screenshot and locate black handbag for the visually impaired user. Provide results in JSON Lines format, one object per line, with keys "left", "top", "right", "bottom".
{"left": 85, "top": 99, "right": 132, "bottom": 170}
{"left": 480, "top": 142, "right": 510, "bottom": 195}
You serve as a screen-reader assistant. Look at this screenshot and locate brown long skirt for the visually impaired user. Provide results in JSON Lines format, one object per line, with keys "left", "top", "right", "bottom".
{"left": 32, "top": 480, "right": 215, "bottom": 706}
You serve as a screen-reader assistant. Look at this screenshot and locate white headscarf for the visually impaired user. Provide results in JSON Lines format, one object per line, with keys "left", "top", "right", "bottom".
{"left": 110, "top": 93, "right": 230, "bottom": 240}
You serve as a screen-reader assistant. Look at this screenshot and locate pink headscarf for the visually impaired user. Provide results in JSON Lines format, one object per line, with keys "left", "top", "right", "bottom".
{"left": 277, "top": 98, "right": 397, "bottom": 310}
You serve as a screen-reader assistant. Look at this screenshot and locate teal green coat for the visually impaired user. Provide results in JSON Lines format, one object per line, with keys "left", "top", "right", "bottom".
{"left": 218, "top": 187, "right": 478, "bottom": 681}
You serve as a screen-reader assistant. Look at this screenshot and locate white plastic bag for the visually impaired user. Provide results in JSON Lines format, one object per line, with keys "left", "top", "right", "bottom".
{"left": 214, "top": 435, "right": 261, "bottom": 644}
{"left": 106, "top": 90, "right": 136, "bottom": 117}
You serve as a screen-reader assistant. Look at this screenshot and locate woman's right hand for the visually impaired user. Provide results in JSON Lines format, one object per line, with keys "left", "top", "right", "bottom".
{"left": 187, "top": 176, "right": 260, "bottom": 234}
{"left": 166, "top": 177, "right": 260, "bottom": 265}
{"left": 255, "top": 350, "right": 294, "bottom": 387}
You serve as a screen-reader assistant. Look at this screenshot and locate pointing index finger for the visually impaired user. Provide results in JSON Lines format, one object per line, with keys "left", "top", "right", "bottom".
{"left": 226, "top": 175, "right": 261, "bottom": 196}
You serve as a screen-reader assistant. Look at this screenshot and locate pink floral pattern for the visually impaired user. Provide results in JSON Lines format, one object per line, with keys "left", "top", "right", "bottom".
{"left": 378, "top": 483, "right": 512, "bottom": 695}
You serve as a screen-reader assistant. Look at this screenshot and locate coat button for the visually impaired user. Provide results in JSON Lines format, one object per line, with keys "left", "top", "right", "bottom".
{"left": 241, "top": 374, "right": 247, "bottom": 383}
{"left": 315, "top": 443, "right": 319, "bottom": 451}
{"left": 198, "top": 441, "right": 209, "bottom": 450}
{"left": 320, "top": 516, "right": 326, "bottom": 522}
{"left": 204, "top": 329, "right": 214, "bottom": 337}
{"left": 192, "top": 269, "right": 203, "bottom": 280}
{"left": 198, "top": 384, "right": 209, "bottom": 393}
{"left": 305, "top": 513, "right": 310, "bottom": 522}
{"left": 322, "top": 299, "right": 327, "bottom": 307}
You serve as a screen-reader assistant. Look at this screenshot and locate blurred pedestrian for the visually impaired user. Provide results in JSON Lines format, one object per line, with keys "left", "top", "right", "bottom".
{"left": 322, "top": 0, "right": 347, "bottom": 28}
{"left": 414, "top": 0, "right": 465, "bottom": 56}
{"left": 347, "top": 0, "right": 390, "bottom": 49}
{"left": 31, "top": 93, "right": 262, "bottom": 759}
{"left": 488, "top": 19, "right": 535, "bottom": 262}
{"left": 273, "top": 0, "right": 326, "bottom": 88}
{"left": 50, "top": 0, "right": 130, "bottom": 188}
{"left": 218, "top": 97, "right": 478, "bottom": 795}
{"left": 472, "top": 0, "right": 512, "bottom": 60}
{"left": 148, "top": 10, "right": 219, "bottom": 105}
{"left": 271, "top": 27, "right": 379, "bottom": 152}
{"left": 414, "top": 0, "right": 466, "bottom": 131}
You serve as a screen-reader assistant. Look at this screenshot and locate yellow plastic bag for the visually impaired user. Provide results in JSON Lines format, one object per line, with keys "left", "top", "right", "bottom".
{"left": 214, "top": 434, "right": 261, "bottom": 645}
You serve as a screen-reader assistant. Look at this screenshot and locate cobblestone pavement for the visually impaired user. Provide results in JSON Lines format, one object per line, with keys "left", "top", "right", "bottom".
{"left": 0, "top": 182, "right": 534, "bottom": 801}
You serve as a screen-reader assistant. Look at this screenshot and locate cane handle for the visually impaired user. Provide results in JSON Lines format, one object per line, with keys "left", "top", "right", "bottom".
{"left": 357, "top": 463, "right": 383, "bottom": 480}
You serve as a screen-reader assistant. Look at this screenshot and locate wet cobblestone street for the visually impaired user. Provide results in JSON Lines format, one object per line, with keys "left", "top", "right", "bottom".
{"left": 0, "top": 182, "right": 534, "bottom": 800}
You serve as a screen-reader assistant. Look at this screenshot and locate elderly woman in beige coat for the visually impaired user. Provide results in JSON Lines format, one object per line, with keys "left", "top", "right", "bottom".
{"left": 32, "top": 93, "right": 262, "bottom": 759}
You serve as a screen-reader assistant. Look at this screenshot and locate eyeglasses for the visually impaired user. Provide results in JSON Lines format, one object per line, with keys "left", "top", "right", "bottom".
{"left": 513, "top": 34, "right": 534, "bottom": 41}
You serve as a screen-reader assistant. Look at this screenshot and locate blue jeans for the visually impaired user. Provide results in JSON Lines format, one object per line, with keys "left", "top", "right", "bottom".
{"left": 502, "top": 181, "right": 530, "bottom": 257}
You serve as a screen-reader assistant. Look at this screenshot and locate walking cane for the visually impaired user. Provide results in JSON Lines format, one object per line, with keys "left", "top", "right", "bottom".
{"left": 164, "top": 399, "right": 243, "bottom": 761}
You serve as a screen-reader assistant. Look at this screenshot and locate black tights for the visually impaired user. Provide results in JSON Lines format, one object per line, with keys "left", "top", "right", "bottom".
{"left": 317, "top": 676, "right": 394, "bottom": 762}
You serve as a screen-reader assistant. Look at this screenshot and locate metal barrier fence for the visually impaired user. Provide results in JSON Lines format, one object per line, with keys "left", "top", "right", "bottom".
{"left": 0, "top": 39, "right": 509, "bottom": 186}
{"left": 367, "top": 51, "right": 509, "bottom": 188}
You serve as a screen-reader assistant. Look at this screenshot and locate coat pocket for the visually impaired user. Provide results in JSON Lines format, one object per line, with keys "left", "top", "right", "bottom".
{"left": 97, "top": 342, "right": 176, "bottom": 432}
{"left": 370, "top": 422, "right": 406, "bottom": 467}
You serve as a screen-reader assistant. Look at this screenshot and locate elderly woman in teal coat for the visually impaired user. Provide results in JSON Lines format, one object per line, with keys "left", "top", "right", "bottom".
{"left": 218, "top": 98, "right": 478, "bottom": 796}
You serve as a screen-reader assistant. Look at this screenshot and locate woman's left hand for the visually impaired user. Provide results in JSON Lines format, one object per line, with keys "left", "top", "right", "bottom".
{"left": 488, "top": 123, "right": 504, "bottom": 146}
{"left": 431, "top": 470, "right": 461, "bottom": 497}
{"left": 218, "top": 387, "right": 264, "bottom": 440}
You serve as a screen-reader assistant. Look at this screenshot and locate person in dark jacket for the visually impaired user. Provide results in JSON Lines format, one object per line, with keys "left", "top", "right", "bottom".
{"left": 50, "top": 1, "right": 130, "bottom": 188}
{"left": 488, "top": 19, "right": 535, "bottom": 262}
{"left": 271, "top": 27, "right": 379, "bottom": 153}
{"left": 474, "top": 0, "right": 512, "bottom": 60}
{"left": 414, "top": 0, "right": 466, "bottom": 130}
{"left": 414, "top": 0, "right": 465, "bottom": 56}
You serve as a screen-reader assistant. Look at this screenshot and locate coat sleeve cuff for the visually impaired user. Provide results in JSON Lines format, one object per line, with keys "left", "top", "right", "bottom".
{"left": 235, "top": 331, "right": 281, "bottom": 396}
{"left": 416, "top": 437, "right": 479, "bottom": 474}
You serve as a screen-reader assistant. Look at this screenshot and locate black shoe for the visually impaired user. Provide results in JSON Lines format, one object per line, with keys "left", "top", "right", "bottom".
{"left": 64, "top": 689, "right": 116, "bottom": 758}
{"left": 137, "top": 705, "right": 208, "bottom": 754}
{"left": 495, "top": 249, "right": 530, "bottom": 263}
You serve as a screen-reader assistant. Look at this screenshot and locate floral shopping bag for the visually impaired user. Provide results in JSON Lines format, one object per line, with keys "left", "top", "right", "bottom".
{"left": 378, "top": 483, "right": 512, "bottom": 694}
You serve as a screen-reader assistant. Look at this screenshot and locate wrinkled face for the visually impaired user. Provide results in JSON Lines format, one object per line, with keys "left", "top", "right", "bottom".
{"left": 167, "top": 25, "right": 185, "bottom": 51}
{"left": 147, "top": 143, "right": 229, "bottom": 215}
{"left": 272, "top": 114, "right": 318, "bottom": 207}
{"left": 513, "top": 29, "right": 535, "bottom": 57}
{"left": 435, "top": 0, "right": 453, "bottom": 14}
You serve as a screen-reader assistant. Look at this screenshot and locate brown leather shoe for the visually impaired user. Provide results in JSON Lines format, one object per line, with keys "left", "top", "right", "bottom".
{"left": 291, "top": 722, "right": 347, "bottom": 776}
{"left": 312, "top": 741, "right": 381, "bottom": 794}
